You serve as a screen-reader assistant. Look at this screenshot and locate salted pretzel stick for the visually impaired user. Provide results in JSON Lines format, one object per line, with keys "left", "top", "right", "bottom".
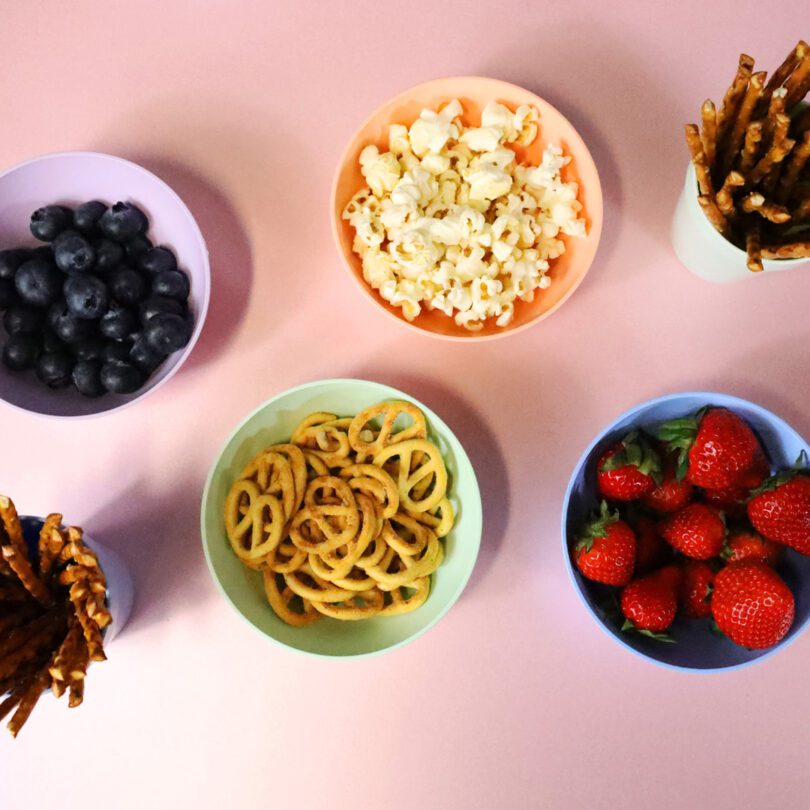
{"left": 741, "top": 192, "right": 791, "bottom": 223}
{"left": 37, "top": 514, "right": 62, "bottom": 578}
{"left": 794, "top": 198, "right": 810, "bottom": 222}
{"left": 39, "top": 526, "right": 65, "bottom": 582}
{"left": 0, "top": 578, "right": 30, "bottom": 602}
{"left": 68, "top": 582, "right": 106, "bottom": 662}
{"left": 750, "top": 137, "right": 796, "bottom": 185}
{"left": 0, "top": 616, "right": 59, "bottom": 680}
{"left": 67, "top": 640, "right": 89, "bottom": 708}
{"left": 48, "top": 621, "right": 82, "bottom": 685}
{"left": 777, "top": 131, "right": 810, "bottom": 203}
{"left": 7, "top": 669, "right": 49, "bottom": 737}
{"left": 793, "top": 107, "right": 810, "bottom": 137}
{"left": 697, "top": 195, "right": 730, "bottom": 236}
{"left": 762, "top": 89, "right": 787, "bottom": 143}
{"left": 1, "top": 545, "right": 52, "bottom": 606}
{"left": 784, "top": 44, "right": 810, "bottom": 109}
{"left": 700, "top": 100, "right": 718, "bottom": 172}
{"left": 724, "top": 71, "right": 766, "bottom": 175}
{"left": 685, "top": 124, "right": 715, "bottom": 195}
{"left": 717, "top": 53, "right": 755, "bottom": 145}
{"left": 764, "top": 41, "right": 808, "bottom": 97}
{"left": 762, "top": 241, "right": 810, "bottom": 259}
{"left": 716, "top": 171, "right": 744, "bottom": 215}
{"left": 0, "top": 495, "right": 27, "bottom": 558}
{"left": 0, "top": 689, "right": 22, "bottom": 725}
{"left": 746, "top": 221, "right": 763, "bottom": 272}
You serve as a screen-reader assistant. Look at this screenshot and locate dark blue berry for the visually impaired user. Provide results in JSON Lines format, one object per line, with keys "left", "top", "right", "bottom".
{"left": 124, "top": 235, "right": 153, "bottom": 263}
{"left": 48, "top": 301, "right": 94, "bottom": 344}
{"left": 64, "top": 274, "right": 108, "bottom": 320}
{"left": 72, "top": 335, "right": 106, "bottom": 362}
{"left": 108, "top": 266, "right": 147, "bottom": 306}
{"left": 100, "top": 360, "right": 143, "bottom": 394}
{"left": 138, "top": 246, "right": 177, "bottom": 275}
{"left": 30, "top": 205, "right": 73, "bottom": 242}
{"left": 145, "top": 312, "right": 191, "bottom": 354}
{"left": 139, "top": 295, "right": 184, "bottom": 323}
{"left": 72, "top": 359, "right": 105, "bottom": 398}
{"left": 99, "top": 305, "right": 137, "bottom": 340}
{"left": 41, "top": 329, "right": 67, "bottom": 355}
{"left": 0, "top": 279, "right": 17, "bottom": 310}
{"left": 0, "top": 249, "right": 32, "bottom": 281}
{"left": 15, "top": 256, "right": 63, "bottom": 307}
{"left": 2, "top": 334, "right": 40, "bottom": 371}
{"left": 36, "top": 351, "right": 74, "bottom": 388}
{"left": 73, "top": 201, "right": 108, "bottom": 236}
{"left": 151, "top": 269, "right": 190, "bottom": 302}
{"left": 129, "top": 333, "right": 166, "bottom": 374}
{"left": 93, "top": 239, "right": 124, "bottom": 272}
{"left": 100, "top": 202, "right": 148, "bottom": 243}
{"left": 3, "top": 305, "right": 44, "bottom": 336}
{"left": 102, "top": 340, "right": 132, "bottom": 363}
{"left": 53, "top": 230, "right": 96, "bottom": 274}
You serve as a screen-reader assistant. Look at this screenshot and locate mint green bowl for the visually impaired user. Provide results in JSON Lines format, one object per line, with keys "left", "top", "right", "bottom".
{"left": 200, "top": 378, "right": 482, "bottom": 658}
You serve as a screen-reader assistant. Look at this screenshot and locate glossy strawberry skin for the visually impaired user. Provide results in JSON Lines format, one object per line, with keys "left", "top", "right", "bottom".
{"left": 701, "top": 484, "right": 749, "bottom": 519}
{"left": 574, "top": 503, "right": 637, "bottom": 586}
{"left": 597, "top": 442, "right": 657, "bottom": 501}
{"left": 660, "top": 503, "right": 726, "bottom": 560}
{"left": 748, "top": 476, "right": 810, "bottom": 554}
{"left": 621, "top": 565, "right": 682, "bottom": 632}
{"left": 724, "top": 530, "right": 783, "bottom": 566}
{"left": 712, "top": 560, "right": 795, "bottom": 649}
{"left": 678, "top": 559, "right": 716, "bottom": 618}
{"left": 642, "top": 464, "right": 694, "bottom": 514}
{"left": 633, "top": 515, "right": 670, "bottom": 575}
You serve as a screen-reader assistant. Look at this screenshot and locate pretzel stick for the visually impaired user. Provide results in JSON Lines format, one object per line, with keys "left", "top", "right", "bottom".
{"left": 685, "top": 124, "right": 715, "bottom": 195}
{"left": 48, "top": 621, "right": 82, "bottom": 685}
{"left": 1, "top": 546, "right": 52, "bottom": 606}
{"left": 717, "top": 53, "right": 755, "bottom": 145}
{"left": 698, "top": 195, "right": 731, "bottom": 236}
{"left": 777, "top": 130, "right": 810, "bottom": 203}
{"left": 0, "top": 496, "right": 28, "bottom": 558}
{"left": 723, "top": 71, "right": 766, "bottom": 175}
{"left": 762, "top": 89, "right": 788, "bottom": 144}
{"left": 764, "top": 41, "right": 807, "bottom": 97}
{"left": 784, "top": 45, "right": 810, "bottom": 109}
{"left": 700, "top": 99, "right": 718, "bottom": 173}
{"left": 792, "top": 107, "right": 810, "bottom": 137}
{"left": 741, "top": 192, "right": 792, "bottom": 222}
{"left": 67, "top": 640, "right": 89, "bottom": 709}
{"left": 750, "top": 137, "right": 796, "bottom": 185}
{"left": 793, "top": 197, "right": 810, "bottom": 222}
{"left": 0, "top": 578, "right": 30, "bottom": 602}
{"left": 746, "top": 221, "right": 763, "bottom": 272}
{"left": 7, "top": 669, "right": 49, "bottom": 737}
{"left": 761, "top": 241, "right": 810, "bottom": 259}
{"left": 68, "top": 582, "right": 106, "bottom": 662}
{"left": 716, "top": 171, "right": 745, "bottom": 215}
{"left": 0, "top": 689, "right": 22, "bottom": 724}
{"left": 39, "top": 527, "right": 65, "bottom": 582}
{"left": 37, "top": 514, "right": 62, "bottom": 578}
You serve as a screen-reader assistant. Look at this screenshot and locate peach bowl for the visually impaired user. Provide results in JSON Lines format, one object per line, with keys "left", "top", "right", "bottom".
{"left": 331, "top": 76, "right": 603, "bottom": 341}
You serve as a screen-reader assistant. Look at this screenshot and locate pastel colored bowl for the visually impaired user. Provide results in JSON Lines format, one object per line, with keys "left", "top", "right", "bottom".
{"left": 562, "top": 391, "right": 810, "bottom": 672}
{"left": 331, "top": 76, "right": 603, "bottom": 341}
{"left": 0, "top": 151, "right": 210, "bottom": 418}
{"left": 201, "top": 378, "right": 482, "bottom": 658}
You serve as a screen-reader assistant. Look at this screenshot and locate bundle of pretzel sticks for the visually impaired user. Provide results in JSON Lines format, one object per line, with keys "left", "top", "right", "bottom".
{"left": 686, "top": 41, "right": 810, "bottom": 271}
{"left": 0, "top": 495, "right": 109, "bottom": 737}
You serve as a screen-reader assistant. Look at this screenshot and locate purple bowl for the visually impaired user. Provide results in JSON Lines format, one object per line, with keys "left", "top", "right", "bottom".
{"left": 0, "top": 151, "right": 210, "bottom": 418}
{"left": 562, "top": 391, "right": 810, "bottom": 672}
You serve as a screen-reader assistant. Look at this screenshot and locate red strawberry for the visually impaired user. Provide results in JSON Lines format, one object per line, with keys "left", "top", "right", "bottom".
{"left": 642, "top": 456, "right": 694, "bottom": 514}
{"left": 657, "top": 407, "right": 766, "bottom": 490}
{"left": 597, "top": 433, "right": 661, "bottom": 501}
{"left": 723, "top": 530, "right": 783, "bottom": 566}
{"left": 574, "top": 501, "right": 636, "bottom": 586}
{"left": 633, "top": 515, "right": 670, "bottom": 574}
{"left": 621, "top": 565, "right": 682, "bottom": 634}
{"left": 748, "top": 472, "right": 810, "bottom": 554}
{"left": 678, "top": 559, "right": 716, "bottom": 618}
{"left": 701, "top": 484, "right": 749, "bottom": 519}
{"left": 659, "top": 503, "right": 726, "bottom": 559}
{"left": 711, "top": 560, "right": 795, "bottom": 649}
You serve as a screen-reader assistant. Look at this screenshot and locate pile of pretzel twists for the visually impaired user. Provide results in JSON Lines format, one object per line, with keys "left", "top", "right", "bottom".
{"left": 686, "top": 41, "right": 810, "bottom": 271}
{"left": 224, "top": 401, "right": 454, "bottom": 625}
{"left": 0, "top": 496, "right": 109, "bottom": 737}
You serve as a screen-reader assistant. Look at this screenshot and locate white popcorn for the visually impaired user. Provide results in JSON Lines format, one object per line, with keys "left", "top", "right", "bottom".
{"left": 342, "top": 98, "right": 585, "bottom": 331}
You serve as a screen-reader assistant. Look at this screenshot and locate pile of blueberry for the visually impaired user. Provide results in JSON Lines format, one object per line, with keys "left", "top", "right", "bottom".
{"left": 0, "top": 201, "right": 193, "bottom": 398}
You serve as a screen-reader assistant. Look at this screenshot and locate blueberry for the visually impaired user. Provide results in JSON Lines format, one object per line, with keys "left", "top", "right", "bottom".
{"left": 64, "top": 274, "right": 108, "bottom": 320}
{"left": 99, "top": 304, "right": 137, "bottom": 340}
{"left": 100, "top": 360, "right": 143, "bottom": 394}
{"left": 73, "top": 201, "right": 108, "bottom": 236}
{"left": 0, "top": 279, "right": 17, "bottom": 310}
{"left": 3, "top": 305, "right": 44, "bottom": 336}
{"left": 102, "top": 340, "right": 132, "bottom": 363}
{"left": 48, "top": 302, "right": 94, "bottom": 344}
{"left": 72, "top": 359, "right": 105, "bottom": 398}
{"left": 36, "top": 351, "right": 74, "bottom": 388}
{"left": 144, "top": 312, "right": 191, "bottom": 354}
{"left": 72, "top": 335, "right": 106, "bottom": 362}
{"left": 138, "top": 246, "right": 177, "bottom": 275}
{"left": 30, "top": 205, "right": 73, "bottom": 242}
{"left": 108, "top": 266, "right": 146, "bottom": 306}
{"left": 41, "top": 329, "right": 67, "bottom": 355}
{"left": 93, "top": 238, "right": 124, "bottom": 272}
{"left": 151, "top": 269, "right": 190, "bottom": 302}
{"left": 100, "top": 202, "right": 148, "bottom": 243}
{"left": 0, "top": 249, "right": 32, "bottom": 281}
{"left": 2, "top": 334, "right": 40, "bottom": 371}
{"left": 53, "top": 230, "right": 96, "bottom": 274}
{"left": 124, "top": 235, "right": 153, "bottom": 263}
{"left": 129, "top": 333, "right": 166, "bottom": 374}
{"left": 139, "top": 295, "right": 184, "bottom": 323}
{"left": 14, "top": 256, "right": 63, "bottom": 307}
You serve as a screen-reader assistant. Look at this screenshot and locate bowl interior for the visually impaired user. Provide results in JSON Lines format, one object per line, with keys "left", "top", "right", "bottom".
{"left": 564, "top": 392, "right": 810, "bottom": 671}
{"left": 201, "top": 379, "right": 482, "bottom": 657}
{"left": 0, "top": 152, "right": 209, "bottom": 417}
{"left": 332, "top": 76, "right": 603, "bottom": 339}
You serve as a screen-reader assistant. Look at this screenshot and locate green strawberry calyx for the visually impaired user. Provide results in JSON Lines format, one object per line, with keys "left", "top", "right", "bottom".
{"left": 621, "top": 619, "right": 676, "bottom": 643}
{"left": 575, "top": 500, "right": 620, "bottom": 553}
{"left": 655, "top": 411, "right": 707, "bottom": 482}
{"left": 600, "top": 432, "right": 663, "bottom": 486}
{"left": 748, "top": 452, "right": 809, "bottom": 498}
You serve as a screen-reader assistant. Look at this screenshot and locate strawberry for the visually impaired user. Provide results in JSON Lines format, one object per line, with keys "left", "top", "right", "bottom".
{"left": 641, "top": 456, "right": 694, "bottom": 514}
{"left": 678, "top": 559, "right": 716, "bottom": 618}
{"left": 574, "top": 501, "right": 636, "bottom": 586}
{"left": 711, "top": 560, "right": 795, "bottom": 649}
{"left": 633, "top": 514, "right": 670, "bottom": 574}
{"left": 657, "top": 407, "right": 766, "bottom": 490}
{"left": 659, "top": 503, "right": 726, "bottom": 559}
{"left": 748, "top": 471, "right": 810, "bottom": 554}
{"left": 701, "top": 484, "right": 750, "bottom": 519}
{"left": 597, "top": 432, "right": 661, "bottom": 501}
{"left": 723, "top": 530, "right": 783, "bottom": 566}
{"left": 620, "top": 565, "right": 682, "bottom": 634}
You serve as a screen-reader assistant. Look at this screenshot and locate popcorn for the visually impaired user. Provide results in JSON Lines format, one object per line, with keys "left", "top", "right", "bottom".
{"left": 343, "top": 98, "right": 586, "bottom": 329}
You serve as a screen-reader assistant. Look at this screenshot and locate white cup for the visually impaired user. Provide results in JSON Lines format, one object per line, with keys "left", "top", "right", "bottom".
{"left": 671, "top": 162, "right": 810, "bottom": 283}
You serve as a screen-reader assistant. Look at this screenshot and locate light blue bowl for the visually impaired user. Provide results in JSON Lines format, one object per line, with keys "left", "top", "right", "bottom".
{"left": 562, "top": 391, "right": 810, "bottom": 672}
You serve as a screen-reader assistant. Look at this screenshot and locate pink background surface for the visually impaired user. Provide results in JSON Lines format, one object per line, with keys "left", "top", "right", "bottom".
{"left": 2, "top": 2, "right": 809, "bottom": 808}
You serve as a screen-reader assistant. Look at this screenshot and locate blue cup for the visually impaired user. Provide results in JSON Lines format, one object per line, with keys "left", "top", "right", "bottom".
{"left": 562, "top": 391, "right": 810, "bottom": 672}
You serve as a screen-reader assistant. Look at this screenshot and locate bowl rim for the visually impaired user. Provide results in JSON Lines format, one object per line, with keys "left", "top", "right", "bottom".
{"left": 199, "top": 377, "right": 483, "bottom": 659}
{"left": 330, "top": 75, "right": 603, "bottom": 342}
{"left": 0, "top": 149, "right": 211, "bottom": 420}
{"left": 561, "top": 389, "right": 810, "bottom": 673}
